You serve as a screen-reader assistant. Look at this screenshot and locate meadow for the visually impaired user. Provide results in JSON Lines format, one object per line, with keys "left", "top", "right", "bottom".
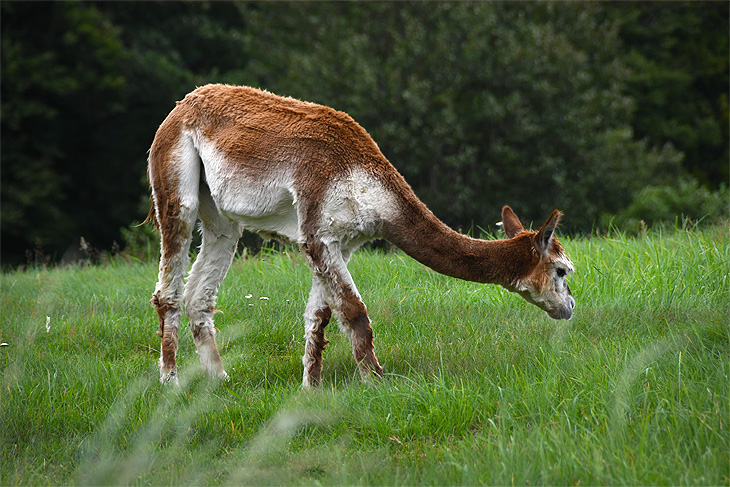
{"left": 1, "top": 225, "right": 728, "bottom": 485}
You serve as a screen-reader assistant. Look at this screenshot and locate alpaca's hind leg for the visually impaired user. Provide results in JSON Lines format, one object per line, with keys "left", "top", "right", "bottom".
{"left": 151, "top": 203, "right": 197, "bottom": 385}
{"left": 183, "top": 188, "right": 242, "bottom": 380}
{"left": 149, "top": 128, "right": 200, "bottom": 384}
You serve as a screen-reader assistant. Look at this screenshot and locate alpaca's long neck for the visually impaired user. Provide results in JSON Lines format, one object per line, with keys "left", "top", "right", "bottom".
{"left": 382, "top": 195, "right": 528, "bottom": 286}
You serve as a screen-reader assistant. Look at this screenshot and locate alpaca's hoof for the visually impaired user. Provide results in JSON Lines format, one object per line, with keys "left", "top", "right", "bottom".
{"left": 160, "top": 369, "right": 179, "bottom": 385}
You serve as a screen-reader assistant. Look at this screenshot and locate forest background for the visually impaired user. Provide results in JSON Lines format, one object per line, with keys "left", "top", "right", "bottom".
{"left": 1, "top": 1, "right": 728, "bottom": 267}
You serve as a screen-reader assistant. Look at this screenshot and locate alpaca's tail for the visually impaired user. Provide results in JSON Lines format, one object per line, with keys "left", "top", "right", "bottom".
{"left": 142, "top": 197, "right": 158, "bottom": 229}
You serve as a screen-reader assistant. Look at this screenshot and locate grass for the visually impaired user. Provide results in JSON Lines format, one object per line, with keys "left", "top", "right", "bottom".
{"left": 1, "top": 225, "right": 728, "bottom": 485}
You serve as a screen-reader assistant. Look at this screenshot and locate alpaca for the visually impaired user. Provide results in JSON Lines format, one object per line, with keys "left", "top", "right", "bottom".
{"left": 147, "top": 84, "right": 575, "bottom": 386}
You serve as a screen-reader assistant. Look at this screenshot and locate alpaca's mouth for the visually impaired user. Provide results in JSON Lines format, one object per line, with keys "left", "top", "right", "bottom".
{"left": 505, "top": 286, "right": 575, "bottom": 321}
{"left": 513, "top": 289, "right": 574, "bottom": 320}
{"left": 547, "top": 295, "right": 575, "bottom": 320}
{"left": 547, "top": 305, "right": 573, "bottom": 321}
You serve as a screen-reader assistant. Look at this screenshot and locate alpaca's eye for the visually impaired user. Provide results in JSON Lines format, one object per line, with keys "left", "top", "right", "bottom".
{"left": 556, "top": 268, "right": 566, "bottom": 278}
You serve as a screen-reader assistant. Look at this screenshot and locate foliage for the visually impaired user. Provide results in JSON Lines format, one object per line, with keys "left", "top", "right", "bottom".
{"left": 118, "top": 223, "right": 161, "bottom": 264}
{"left": 606, "top": 179, "right": 729, "bottom": 232}
{"left": 1, "top": 2, "right": 727, "bottom": 265}
{"left": 1, "top": 228, "right": 728, "bottom": 484}
{"left": 1, "top": 2, "right": 129, "bottom": 263}
{"left": 608, "top": 2, "right": 729, "bottom": 187}
{"left": 0, "top": 1, "right": 243, "bottom": 266}
{"left": 235, "top": 2, "right": 680, "bottom": 230}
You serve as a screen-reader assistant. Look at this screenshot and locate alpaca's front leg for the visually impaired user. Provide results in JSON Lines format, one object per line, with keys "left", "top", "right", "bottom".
{"left": 303, "top": 239, "right": 383, "bottom": 384}
{"left": 302, "top": 277, "right": 332, "bottom": 388}
{"left": 339, "top": 296, "right": 383, "bottom": 381}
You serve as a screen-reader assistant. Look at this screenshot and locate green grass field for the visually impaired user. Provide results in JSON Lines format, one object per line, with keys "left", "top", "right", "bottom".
{"left": 2, "top": 226, "right": 728, "bottom": 485}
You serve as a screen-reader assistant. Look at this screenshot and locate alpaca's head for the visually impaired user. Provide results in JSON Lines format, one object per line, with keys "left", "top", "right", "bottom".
{"left": 501, "top": 206, "right": 575, "bottom": 320}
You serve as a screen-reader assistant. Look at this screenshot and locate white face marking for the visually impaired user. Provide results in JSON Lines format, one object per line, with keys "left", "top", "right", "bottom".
{"left": 512, "top": 250, "right": 575, "bottom": 320}
{"left": 553, "top": 253, "right": 575, "bottom": 275}
{"left": 542, "top": 252, "right": 575, "bottom": 319}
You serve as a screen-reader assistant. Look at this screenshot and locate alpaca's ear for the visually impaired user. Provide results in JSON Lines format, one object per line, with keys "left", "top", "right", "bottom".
{"left": 535, "top": 209, "right": 563, "bottom": 255}
{"left": 501, "top": 206, "right": 524, "bottom": 238}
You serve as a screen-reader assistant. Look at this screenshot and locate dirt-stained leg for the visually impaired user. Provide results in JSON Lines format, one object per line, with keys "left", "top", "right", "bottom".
{"left": 151, "top": 202, "right": 197, "bottom": 385}
{"left": 302, "top": 277, "right": 332, "bottom": 388}
{"left": 303, "top": 237, "right": 383, "bottom": 384}
{"left": 148, "top": 126, "right": 202, "bottom": 385}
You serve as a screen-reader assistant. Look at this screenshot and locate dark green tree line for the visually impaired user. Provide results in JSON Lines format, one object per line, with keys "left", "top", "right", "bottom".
{"left": 610, "top": 2, "right": 729, "bottom": 187}
{"left": 2, "top": 1, "right": 727, "bottom": 266}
